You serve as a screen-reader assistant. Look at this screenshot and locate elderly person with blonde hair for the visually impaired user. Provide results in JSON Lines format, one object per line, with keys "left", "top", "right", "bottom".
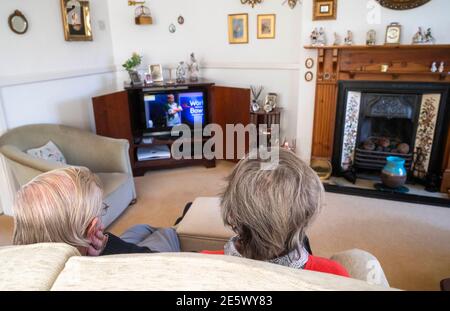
{"left": 202, "top": 148, "right": 349, "bottom": 277}
{"left": 13, "top": 167, "right": 180, "bottom": 256}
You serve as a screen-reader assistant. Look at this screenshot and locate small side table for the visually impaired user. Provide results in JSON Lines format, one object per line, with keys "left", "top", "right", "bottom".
{"left": 250, "top": 108, "right": 282, "bottom": 146}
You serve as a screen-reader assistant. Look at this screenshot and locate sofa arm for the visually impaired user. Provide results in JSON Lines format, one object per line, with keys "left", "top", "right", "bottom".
{"left": 60, "top": 134, "right": 132, "bottom": 176}
{"left": 330, "top": 249, "right": 390, "bottom": 288}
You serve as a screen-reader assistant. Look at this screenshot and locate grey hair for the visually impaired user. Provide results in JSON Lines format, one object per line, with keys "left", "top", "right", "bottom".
{"left": 221, "top": 148, "right": 324, "bottom": 261}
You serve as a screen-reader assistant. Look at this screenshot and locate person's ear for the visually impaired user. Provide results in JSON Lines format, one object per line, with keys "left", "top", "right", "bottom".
{"left": 86, "top": 217, "right": 99, "bottom": 241}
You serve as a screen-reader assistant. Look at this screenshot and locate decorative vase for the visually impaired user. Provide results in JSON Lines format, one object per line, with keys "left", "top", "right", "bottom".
{"left": 251, "top": 100, "right": 260, "bottom": 112}
{"left": 381, "top": 156, "right": 407, "bottom": 189}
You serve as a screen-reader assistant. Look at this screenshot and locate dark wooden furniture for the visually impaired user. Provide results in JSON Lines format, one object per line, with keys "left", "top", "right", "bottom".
{"left": 250, "top": 108, "right": 282, "bottom": 147}
{"left": 441, "top": 278, "right": 450, "bottom": 291}
{"left": 305, "top": 44, "right": 450, "bottom": 195}
{"left": 92, "top": 80, "right": 250, "bottom": 176}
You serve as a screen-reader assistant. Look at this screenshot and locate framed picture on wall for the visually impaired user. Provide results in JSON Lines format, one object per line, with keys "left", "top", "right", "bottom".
{"left": 313, "top": 0, "right": 337, "bottom": 21}
{"left": 257, "top": 14, "right": 276, "bottom": 39}
{"left": 228, "top": 13, "right": 249, "bottom": 44}
{"left": 60, "top": 0, "right": 93, "bottom": 41}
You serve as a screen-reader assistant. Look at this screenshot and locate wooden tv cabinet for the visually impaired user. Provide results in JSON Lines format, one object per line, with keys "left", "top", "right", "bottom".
{"left": 92, "top": 80, "right": 251, "bottom": 176}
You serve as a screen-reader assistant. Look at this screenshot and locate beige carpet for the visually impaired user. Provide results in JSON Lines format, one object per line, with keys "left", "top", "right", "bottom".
{"left": 1, "top": 160, "right": 449, "bottom": 290}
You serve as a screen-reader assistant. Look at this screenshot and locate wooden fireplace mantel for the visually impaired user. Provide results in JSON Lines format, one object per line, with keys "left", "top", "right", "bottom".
{"left": 307, "top": 44, "right": 450, "bottom": 195}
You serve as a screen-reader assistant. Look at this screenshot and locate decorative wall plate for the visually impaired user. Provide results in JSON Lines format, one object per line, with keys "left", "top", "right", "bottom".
{"left": 305, "top": 58, "right": 314, "bottom": 69}
{"left": 305, "top": 71, "right": 314, "bottom": 82}
{"left": 376, "top": 0, "right": 431, "bottom": 10}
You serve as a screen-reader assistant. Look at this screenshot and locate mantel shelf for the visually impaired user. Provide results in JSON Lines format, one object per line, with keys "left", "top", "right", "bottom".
{"left": 341, "top": 70, "right": 449, "bottom": 80}
{"left": 304, "top": 44, "right": 450, "bottom": 50}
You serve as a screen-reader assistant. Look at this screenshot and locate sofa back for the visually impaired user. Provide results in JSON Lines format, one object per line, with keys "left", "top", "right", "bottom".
{"left": 0, "top": 243, "right": 394, "bottom": 291}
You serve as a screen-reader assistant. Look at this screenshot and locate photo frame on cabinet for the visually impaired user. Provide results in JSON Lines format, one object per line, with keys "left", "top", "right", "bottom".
{"left": 60, "top": 0, "right": 93, "bottom": 41}
{"left": 313, "top": 0, "right": 337, "bottom": 21}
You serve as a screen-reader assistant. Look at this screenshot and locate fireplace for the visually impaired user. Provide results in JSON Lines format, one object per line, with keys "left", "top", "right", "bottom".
{"left": 332, "top": 81, "right": 450, "bottom": 194}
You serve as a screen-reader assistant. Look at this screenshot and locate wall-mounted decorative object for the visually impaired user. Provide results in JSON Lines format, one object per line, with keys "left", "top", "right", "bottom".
{"left": 8, "top": 10, "right": 28, "bottom": 35}
{"left": 178, "top": 15, "right": 185, "bottom": 25}
{"left": 313, "top": 0, "right": 337, "bottom": 21}
{"left": 283, "top": 0, "right": 301, "bottom": 9}
{"left": 228, "top": 13, "right": 249, "bottom": 44}
{"left": 240, "top": 0, "right": 263, "bottom": 8}
{"left": 375, "top": 0, "right": 431, "bottom": 10}
{"left": 385, "top": 22, "right": 402, "bottom": 45}
{"left": 60, "top": 0, "right": 93, "bottom": 41}
{"left": 188, "top": 53, "right": 200, "bottom": 82}
{"left": 305, "top": 71, "right": 314, "bottom": 82}
{"left": 305, "top": 58, "right": 314, "bottom": 69}
{"left": 150, "top": 64, "right": 164, "bottom": 82}
{"left": 169, "top": 23, "right": 176, "bottom": 33}
{"left": 257, "top": 14, "right": 276, "bottom": 39}
{"left": 134, "top": 5, "right": 153, "bottom": 25}
{"left": 366, "top": 29, "right": 377, "bottom": 46}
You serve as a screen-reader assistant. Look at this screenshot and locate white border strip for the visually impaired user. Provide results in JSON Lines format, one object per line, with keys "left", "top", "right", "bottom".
{"left": 201, "top": 62, "right": 301, "bottom": 71}
{"left": 0, "top": 65, "right": 118, "bottom": 88}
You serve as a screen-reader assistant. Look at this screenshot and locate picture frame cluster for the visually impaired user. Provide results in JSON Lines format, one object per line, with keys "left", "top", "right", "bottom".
{"left": 228, "top": 13, "right": 276, "bottom": 44}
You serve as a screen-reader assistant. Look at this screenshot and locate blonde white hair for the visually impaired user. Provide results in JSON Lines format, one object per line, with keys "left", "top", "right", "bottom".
{"left": 13, "top": 167, "right": 104, "bottom": 248}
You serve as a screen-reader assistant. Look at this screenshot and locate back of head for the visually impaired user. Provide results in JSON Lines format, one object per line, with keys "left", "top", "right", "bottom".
{"left": 221, "top": 148, "right": 324, "bottom": 261}
{"left": 13, "top": 167, "right": 103, "bottom": 248}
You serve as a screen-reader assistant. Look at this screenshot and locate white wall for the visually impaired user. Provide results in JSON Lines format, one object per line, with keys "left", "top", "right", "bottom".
{"left": 107, "top": 0, "right": 302, "bottom": 140}
{"left": 0, "top": 0, "right": 117, "bottom": 131}
{"left": 296, "top": 0, "right": 450, "bottom": 161}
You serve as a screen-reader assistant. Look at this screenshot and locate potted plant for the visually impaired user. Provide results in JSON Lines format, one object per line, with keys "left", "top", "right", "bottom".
{"left": 122, "top": 52, "right": 143, "bottom": 83}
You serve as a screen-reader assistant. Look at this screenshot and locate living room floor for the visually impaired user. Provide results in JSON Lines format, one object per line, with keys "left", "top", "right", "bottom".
{"left": 1, "top": 160, "right": 449, "bottom": 291}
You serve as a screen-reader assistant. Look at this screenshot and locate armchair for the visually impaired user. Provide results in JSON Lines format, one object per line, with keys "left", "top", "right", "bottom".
{"left": 0, "top": 124, "right": 136, "bottom": 227}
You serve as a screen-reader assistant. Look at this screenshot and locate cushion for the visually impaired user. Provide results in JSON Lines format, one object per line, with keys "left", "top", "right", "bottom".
{"left": 0, "top": 243, "right": 80, "bottom": 291}
{"left": 26, "top": 141, "right": 67, "bottom": 164}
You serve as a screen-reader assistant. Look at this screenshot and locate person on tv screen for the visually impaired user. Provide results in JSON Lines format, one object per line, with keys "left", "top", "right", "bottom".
{"left": 166, "top": 94, "right": 183, "bottom": 127}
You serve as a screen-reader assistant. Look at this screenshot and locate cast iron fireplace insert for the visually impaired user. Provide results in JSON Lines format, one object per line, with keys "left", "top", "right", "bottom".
{"left": 330, "top": 81, "right": 450, "bottom": 207}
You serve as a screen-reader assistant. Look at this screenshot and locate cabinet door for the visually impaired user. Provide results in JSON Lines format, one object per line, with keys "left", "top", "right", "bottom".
{"left": 92, "top": 91, "right": 132, "bottom": 141}
{"left": 211, "top": 86, "right": 251, "bottom": 162}
{"left": 92, "top": 91, "right": 134, "bottom": 165}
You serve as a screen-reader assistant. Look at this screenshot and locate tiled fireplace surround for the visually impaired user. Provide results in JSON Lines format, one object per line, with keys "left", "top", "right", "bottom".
{"left": 330, "top": 81, "right": 450, "bottom": 206}
{"left": 307, "top": 45, "right": 450, "bottom": 206}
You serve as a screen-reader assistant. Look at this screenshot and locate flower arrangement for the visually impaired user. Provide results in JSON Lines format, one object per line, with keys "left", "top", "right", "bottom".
{"left": 122, "top": 52, "right": 142, "bottom": 72}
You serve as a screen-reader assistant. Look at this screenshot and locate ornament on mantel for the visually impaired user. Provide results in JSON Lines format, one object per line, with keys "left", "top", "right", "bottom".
{"left": 438, "top": 62, "right": 445, "bottom": 73}
{"left": 431, "top": 62, "right": 438, "bottom": 73}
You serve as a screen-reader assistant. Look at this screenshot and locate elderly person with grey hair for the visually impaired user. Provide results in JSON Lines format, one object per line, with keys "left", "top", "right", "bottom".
{"left": 202, "top": 148, "right": 350, "bottom": 277}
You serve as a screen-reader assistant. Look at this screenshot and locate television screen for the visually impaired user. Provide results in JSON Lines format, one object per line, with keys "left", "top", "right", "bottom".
{"left": 143, "top": 92, "right": 205, "bottom": 132}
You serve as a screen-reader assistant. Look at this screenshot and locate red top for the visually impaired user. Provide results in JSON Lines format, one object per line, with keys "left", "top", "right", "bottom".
{"left": 201, "top": 250, "right": 350, "bottom": 278}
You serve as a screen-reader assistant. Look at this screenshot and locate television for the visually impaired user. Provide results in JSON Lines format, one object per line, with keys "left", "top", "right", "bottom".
{"left": 141, "top": 91, "right": 206, "bottom": 136}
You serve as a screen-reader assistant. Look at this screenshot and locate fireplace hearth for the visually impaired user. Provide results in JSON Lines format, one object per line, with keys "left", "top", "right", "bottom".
{"left": 332, "top": 81, "right": 450, "bottom": 206}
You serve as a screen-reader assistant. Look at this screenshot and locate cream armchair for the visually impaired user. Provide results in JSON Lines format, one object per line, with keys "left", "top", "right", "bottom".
{"left": 0, "top": 124, "right": 136, "bottom": 227}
